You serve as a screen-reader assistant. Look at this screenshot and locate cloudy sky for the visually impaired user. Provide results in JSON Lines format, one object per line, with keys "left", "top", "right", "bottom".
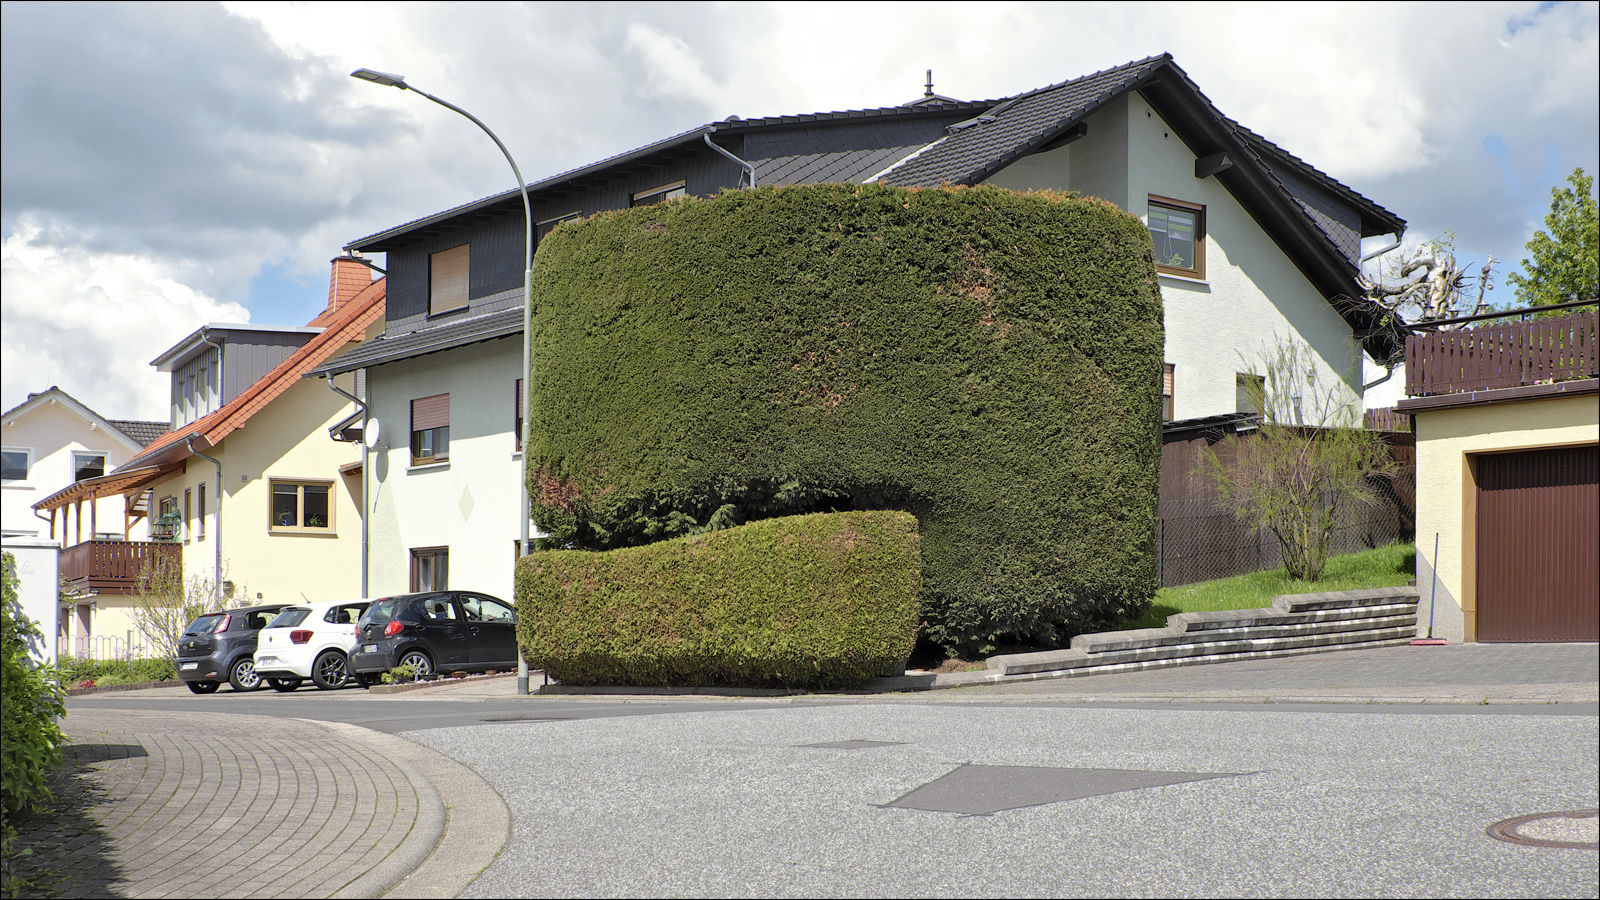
{"left": 3, "top": 1, "right": 1597, "bottom": 419}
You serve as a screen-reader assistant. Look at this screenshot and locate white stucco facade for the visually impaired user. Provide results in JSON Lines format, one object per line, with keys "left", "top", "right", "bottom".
{"left": 985, "top": 91, "right": 1365, "bottom": 421}
{"left": 3, "top": 392, "right": 149, "bottom": 541}
{"left": 363, "top": 337, "right": 528, "bottom": 602}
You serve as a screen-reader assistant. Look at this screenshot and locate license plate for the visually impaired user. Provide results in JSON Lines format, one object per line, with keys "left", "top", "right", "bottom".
{"left": 258, "top": 657, "right": 277, "bottom": 666}
{"left": 180, "top": 662, "right": 198, "bottom": 670}
{"left": 362, "top": 644, "right": 377, "bottom": 654}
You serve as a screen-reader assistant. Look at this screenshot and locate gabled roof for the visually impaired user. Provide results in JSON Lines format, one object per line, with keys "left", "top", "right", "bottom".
{"left": 307, "top": 306, "right": 521, "bottom": 379}
{"left": 2, "top": 386, "right": 161, "bottom": 454}
{"left": 877, "top": 54, "right": 1405, "bottom": 360}
{"left": 108, "top": 277, "right": 386, "bottom": 476}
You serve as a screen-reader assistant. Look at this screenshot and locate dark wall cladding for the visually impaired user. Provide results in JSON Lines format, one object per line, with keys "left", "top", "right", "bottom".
{"left": 383, "top": 144, "right": 750, "bottom": 334}
{"left": 1270, "top": 166, "right": 1362, "bottom": 265}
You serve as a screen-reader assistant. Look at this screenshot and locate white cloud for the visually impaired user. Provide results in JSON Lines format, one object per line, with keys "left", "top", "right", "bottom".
{"left": 1, "top": 217, "right": 249, "bottom": 420}
{"left": 625, "top": 23, "right": 730, "bottom": 108}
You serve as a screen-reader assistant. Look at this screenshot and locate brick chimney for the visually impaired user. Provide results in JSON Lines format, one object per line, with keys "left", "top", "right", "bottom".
{"left": 324, "top": 255, "right": 375, "bottom": 320}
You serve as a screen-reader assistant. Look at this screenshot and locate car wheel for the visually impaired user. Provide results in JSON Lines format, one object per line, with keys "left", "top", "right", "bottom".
{"left": 268, "top": 678, "right": 302, "bottom": 692}
{"left": 228, "top": 657, "right": 262, "bottom": 692}
{"left": 398, "top": 650, "right": 433, "bottom": 680}
{"left": 186, "top": 681, "right": 220, "bottom": 695}
{"left": 312, "top": 651, "right": 349, "bottom": 690}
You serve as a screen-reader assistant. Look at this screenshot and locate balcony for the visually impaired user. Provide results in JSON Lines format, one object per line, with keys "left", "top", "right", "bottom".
{"left": 1399, "top": 309, "right": 1597, "bottom": 411}
{"left": 60, "top": 540, "right": 181, "bottom": 596}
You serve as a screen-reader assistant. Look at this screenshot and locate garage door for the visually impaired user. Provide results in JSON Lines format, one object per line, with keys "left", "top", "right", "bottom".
{"left": 1476, "top": 444, "right": 1598, "bottom": 642}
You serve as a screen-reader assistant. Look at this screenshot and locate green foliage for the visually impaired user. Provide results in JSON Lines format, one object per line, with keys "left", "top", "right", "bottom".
{"left": 2, "top": 553, "right": 67, "bottom": 842}
{"left": 516, "top": 511, "right": 922, "bottom": 689}
{"left": 527, "top": 183, "right": 1163, "bottom": 655}
{"left": 52, "top": 656, "right": 175, "bottom": 686}
{"left": 1507, "top": 167, "right": 1599, "bottom": 308}
{"left": 132, "top": 555, "right": 228, "bottom": 664}
{"left": 380, "top": 664, "right": 417, "bottom": 685}
{"left": 1201, "top": 340, "right": 1397, "bottom": 581}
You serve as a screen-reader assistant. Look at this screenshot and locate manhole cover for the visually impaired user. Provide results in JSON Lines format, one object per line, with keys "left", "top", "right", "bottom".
{"left": 1487, "top": 810, "right": 1598, "bottom": 849}
{"left": 882, "top": 764, "right": 1243, "bottom": 816}
{"left": 798, "top": 740, "right": 906, "bottom": 750}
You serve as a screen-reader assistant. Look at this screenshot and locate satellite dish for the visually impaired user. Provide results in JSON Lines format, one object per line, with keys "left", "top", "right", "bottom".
{"left": 363, "top": 417, "right": 382, "bottom": 449}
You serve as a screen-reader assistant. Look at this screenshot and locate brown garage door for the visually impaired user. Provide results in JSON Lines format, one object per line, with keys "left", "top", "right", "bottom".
{"left": 1476, "top": 444, "right": 1598, "bottom": 642}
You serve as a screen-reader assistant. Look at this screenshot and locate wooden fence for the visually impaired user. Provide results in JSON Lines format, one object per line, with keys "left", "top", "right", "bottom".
{"left": 1405, "top": 310, "right": 1597, "bottom": 396}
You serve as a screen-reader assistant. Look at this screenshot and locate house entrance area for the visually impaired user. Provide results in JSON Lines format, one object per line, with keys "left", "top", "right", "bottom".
{"left": 1474, "top": 444, "right": 1598, "bottom": 642}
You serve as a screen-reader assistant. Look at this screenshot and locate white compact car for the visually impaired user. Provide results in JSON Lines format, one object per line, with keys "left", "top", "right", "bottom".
{"left": 253, "top": 599, "right": 371, "bottom": 691}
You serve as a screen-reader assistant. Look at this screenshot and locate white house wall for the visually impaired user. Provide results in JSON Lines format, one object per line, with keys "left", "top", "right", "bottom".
{"left": 2, "top": 399, "right": 145, "bottom": 540}
{"left": 985, "top": 91, "right": 1364, "bottom": 421}
{"left": 366, "top": 339, "right": 525, "bottom": 602}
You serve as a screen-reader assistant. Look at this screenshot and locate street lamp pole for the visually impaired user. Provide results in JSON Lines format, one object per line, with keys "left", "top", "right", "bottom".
{"left": 352, "top": 68, "right": 536, "bottom": 696}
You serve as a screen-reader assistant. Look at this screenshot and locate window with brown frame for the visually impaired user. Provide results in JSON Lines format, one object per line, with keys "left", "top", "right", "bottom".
{"left": 410, "top": 547, "right": 448, "bottom": 591}
{"left": 269, "top": 480, "right": 333, "bottom": 533}
{"left": 631, "top": 181, "right": 686, "bottom": 207}
{"left": 411, "top": 394, "right": 450, "bottom": 465}
{"left": 429, "top": 244, "right": 470, "bottom": 316}
{"left": 514, "top": 378, "right": 524, "bottom": 451}
{"left": 1148, "top": 196, "right": 1204, "bottom": 279}
{"left": 1162, "top": 363, "right": 1175, "bottom": 422}
{"left": 198, "top": 483, "right": 206, "bottom": 538}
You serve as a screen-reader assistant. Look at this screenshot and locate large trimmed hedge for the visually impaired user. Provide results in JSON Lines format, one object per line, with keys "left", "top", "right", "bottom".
{"left": 516, "top": 511, "right": 920, "bottom": 688}
{"left": 526, "top": 183, "right": 1162, "bottom": 654}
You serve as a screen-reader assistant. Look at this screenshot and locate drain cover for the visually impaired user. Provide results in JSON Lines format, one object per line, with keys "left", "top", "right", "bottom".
{"left": 1487, "top": 810, "right": 1598, "bottom": 849}
{"left": 882, "top": 764, "right": 1243, "bottom": 816}
{"left": 798, "top": 740, "right": 907, "bottom": 750}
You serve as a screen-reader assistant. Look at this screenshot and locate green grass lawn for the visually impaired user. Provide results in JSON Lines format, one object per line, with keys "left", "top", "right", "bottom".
{"left": 1118, "top": 542, "right": 1416, "bottom": 631}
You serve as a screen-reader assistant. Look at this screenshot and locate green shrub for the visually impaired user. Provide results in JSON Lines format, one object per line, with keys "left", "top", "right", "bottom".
{"left": 1, "top": 553, "right": 66, "bottom": 833}
{"left": 51, "top": 656, "right": 175, "bottom": 686}
{"left": 527, "top": 183, "right": 1163, "bottom": 655}
{"left": 516, "top": 511, "right": 921, "bottom": 689}
{"left": 380, "top": 664, "right": 417, "bottom": 685}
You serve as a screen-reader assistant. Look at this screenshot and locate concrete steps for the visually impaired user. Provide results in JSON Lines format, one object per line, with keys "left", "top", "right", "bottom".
{"left": 870, "top": 586, "right": 1420, "bottom": 692}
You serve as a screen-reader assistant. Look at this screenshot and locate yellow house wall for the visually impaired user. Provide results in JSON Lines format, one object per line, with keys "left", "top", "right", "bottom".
{"left": 1412, "top": 393, "right": 1599, "bottom": 642}
{"left": 984, "top": 91, "right": 1365, "bottom": 420}
{"left": 152, "top": 369, "right": 365, "bottom": 610}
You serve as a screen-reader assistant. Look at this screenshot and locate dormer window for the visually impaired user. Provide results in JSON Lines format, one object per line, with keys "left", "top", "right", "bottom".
{"left": 430, "top": 244, "right": 470, "bottom": 316}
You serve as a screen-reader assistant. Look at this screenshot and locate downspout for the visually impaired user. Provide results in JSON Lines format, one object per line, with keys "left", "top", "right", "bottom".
{"left": 326, "top": 377, "right": 369, "bottom": 599}
{"left": 703, "top": 131, "right": 755, "bottom": 189}
{"left": 186, "top": 438, "right": 223, "bottom": 606}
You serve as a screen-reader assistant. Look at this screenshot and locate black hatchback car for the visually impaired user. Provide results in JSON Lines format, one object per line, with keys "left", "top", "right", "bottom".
{"left": 176, "top": 604, "right": 290, "bottom": 694}
{"left": 350, "top": 591, "right": 519, "bottom": 682}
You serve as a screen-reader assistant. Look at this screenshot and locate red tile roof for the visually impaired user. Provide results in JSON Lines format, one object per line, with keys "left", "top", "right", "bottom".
{"left": 120, "top": 277, "right": 386, "bottom": 471}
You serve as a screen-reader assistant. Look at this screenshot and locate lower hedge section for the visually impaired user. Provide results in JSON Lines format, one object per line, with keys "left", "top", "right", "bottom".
{"left": 515, "top": 511, "right": 920, "bottom": 689}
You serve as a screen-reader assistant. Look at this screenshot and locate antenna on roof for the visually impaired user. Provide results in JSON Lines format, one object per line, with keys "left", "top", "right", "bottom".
{"left": 925, "top": 69, "right": 934, "bottom": 98}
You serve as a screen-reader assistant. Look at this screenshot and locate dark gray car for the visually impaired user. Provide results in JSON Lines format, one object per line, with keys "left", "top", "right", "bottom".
{"left": 176, "top": 604, "right": 289, "bottom": 694}
{"left": 350, "top": 591, "right": 518, "bottom": 682}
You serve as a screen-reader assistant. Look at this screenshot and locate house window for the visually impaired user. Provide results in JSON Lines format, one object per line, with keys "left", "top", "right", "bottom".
{"left": 410, "top": 547, "right": 448, "bottom": 591}
{"left": 1, "top": 448, "right": 30, "bottom": 482}
{"left": 270, "top": 480, "right": 333, "bottom": 532}
{"left": 429, "top": 244, "right": 470, "bottom": 316}
{"left": 536, "top": 212, "right": 581, "bottom": 245}
{"left": 411, "top": 394, "right": 450, "bottom": 465}
{"left": 198, "top": 483, "right": 206, "bottom": 538}
{"left": 1162, "top": 364, "right": 1175, "bottom": 422}
{"left": 1237, "top": 373, "right": 1265, "bottom": 416}
{"left": 73, "top": 451, "right": 106, "bottom": 481}
{"left": 632, "top": 181, "right": 686, "bottom": 207}
{"left": 1149, "top": 196, "right": 1204, "bottom": 279}
{"left": 514, "top": 379, "right": 524, "bottom": 451}
{"left": 184, "top": 488, "right": 193, "bottom": 542}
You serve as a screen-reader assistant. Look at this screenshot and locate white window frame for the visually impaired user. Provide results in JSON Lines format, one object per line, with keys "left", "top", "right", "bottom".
{"left": 1, "top": 447, "right": 32, "bottom": 483}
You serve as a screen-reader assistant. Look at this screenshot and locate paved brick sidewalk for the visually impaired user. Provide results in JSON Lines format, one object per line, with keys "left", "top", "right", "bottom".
{"left": 9, "top": 710, "right": 447, "bottom": 899}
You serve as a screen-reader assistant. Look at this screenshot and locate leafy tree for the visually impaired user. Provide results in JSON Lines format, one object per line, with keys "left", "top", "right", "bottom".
{"left": 1201, "top": 340, "right": 1396, "bottom": 581}
{"left": 1506, "top": 167, "right": 1599, "bottom": 307}
{"left": 131, "top": 556, "right": 230, "bottom": 663}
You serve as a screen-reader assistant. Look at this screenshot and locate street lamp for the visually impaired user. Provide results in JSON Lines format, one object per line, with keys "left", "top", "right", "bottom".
{"left": 352, "top": 68, "right": 537, "bottom": 696}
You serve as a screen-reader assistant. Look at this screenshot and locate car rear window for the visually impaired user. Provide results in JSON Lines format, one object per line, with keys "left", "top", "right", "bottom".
{"left": 186, "top": 614, "right": 226, "bottom": 635}
{"left": 361, "top": 598, "right": 405, "bottom": 627}
{"left": 268, "top": 608, "right": 311, "bottom": 628}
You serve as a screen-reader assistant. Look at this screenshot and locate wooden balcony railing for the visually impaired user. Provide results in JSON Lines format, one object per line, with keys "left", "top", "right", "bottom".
{"left": 1405, "top": 310, "right": 1598, "bottom": 397}
{"left": 60, "top": 540, "right": 181, "bottom": 596}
